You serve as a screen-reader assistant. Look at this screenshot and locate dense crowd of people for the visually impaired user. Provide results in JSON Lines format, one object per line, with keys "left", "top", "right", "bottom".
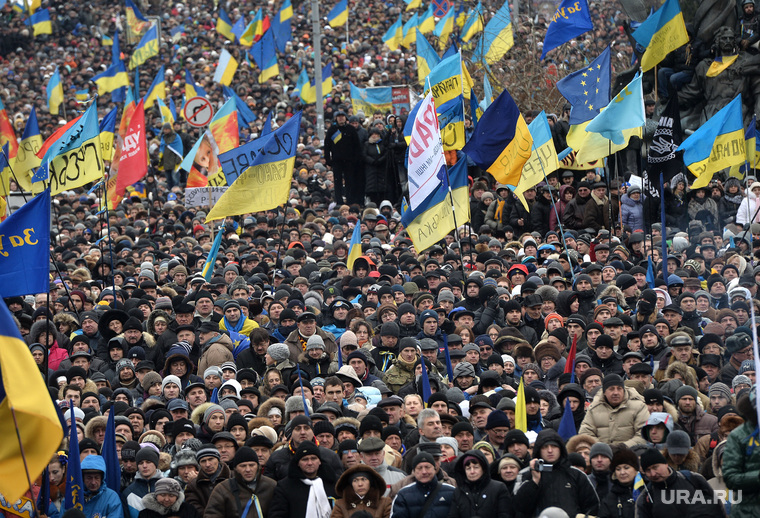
{"left": 2, "top": 0, "right": 760, "bottom": 518}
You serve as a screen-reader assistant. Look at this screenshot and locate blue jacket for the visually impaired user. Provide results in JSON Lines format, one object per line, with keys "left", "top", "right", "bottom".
{"left": 321, "top": 323, "right": 346, "bottom": 340}
{"left": 122, "top": 473, "right": 160, "bottom": 518}
{"left": 80, "top": 455, "right": 125, "bottom": 518}
{"left": 390, "top": 479, "right": 455, "bottom": 518}
{"left": 621, "top": 193, "right": 645, "bottom": 232}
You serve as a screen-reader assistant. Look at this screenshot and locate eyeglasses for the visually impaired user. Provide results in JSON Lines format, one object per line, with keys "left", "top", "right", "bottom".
{"left": 479, "top": 346, "right": 492, "bottom": 351}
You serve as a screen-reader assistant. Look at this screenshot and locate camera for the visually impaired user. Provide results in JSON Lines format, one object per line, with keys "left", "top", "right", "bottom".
{"left": 535, "top": 459, "right": 553, "bottom": 472}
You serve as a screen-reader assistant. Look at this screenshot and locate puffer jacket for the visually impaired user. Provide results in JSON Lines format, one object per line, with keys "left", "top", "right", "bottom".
{"left": 721, "top": 421, "right": 760, "bottom": 518}
{"left": 196, "top": 333, "right": 234, "bottom": 375}
{"left": 123, "top": 472, "right": 161, "bottom": 518}
{"left": 447, "top": 450, "right": 510, "bottom": 518}
{"left": 389, "top": 477, "right": 456, "bottom": 518}
{"left": 578, "top": 387, "right": 650, "bottom": 447}
{"left": 203, "top": 469, "right": 277, "bottom": 518}
{"left": 80, "top": 456, "right": 125, "bottom": 518}
{"left": 513, "top": 429, "right": 599, "bottom": 517}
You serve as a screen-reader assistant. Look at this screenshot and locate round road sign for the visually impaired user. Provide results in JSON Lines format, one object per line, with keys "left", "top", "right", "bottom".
{"left": 183, "top": 96, "right": 214, "bottom": 127}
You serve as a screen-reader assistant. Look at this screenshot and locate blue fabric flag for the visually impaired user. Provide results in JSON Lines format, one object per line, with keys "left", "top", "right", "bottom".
{"left": 557, "top": 398, "right": 577, "bottom": 440}
{"left": 442, "top": 333, "right": 454, "bottom": 382}
{"left": 261, "top": 111, "right": 273, "bottom": 136}
{"left": 541, "top": 0, "right": 593, "bottom": 60}
{"left": 102, "top": 410, "right": 121, "bottom": 493}
{"left": 0, "top": 190, "right": 51, "bottom": 297}
{"left": 646, "top": 256, "right": 655, "bottom": 289}
{"left": 419, "top": 351, "right": 432, "bottom": 404}
{"left": 556, "top": 47, "right": 611, "bottom": 125}
{"left": 64, "top": 400, "right": 84, "bottom": 511}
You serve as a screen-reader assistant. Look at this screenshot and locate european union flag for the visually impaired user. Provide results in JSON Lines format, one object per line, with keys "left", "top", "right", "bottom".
{"left": 541, "top": 0, "right": 593, "bottom": 60}
{"left": 0, "top": 190, "right": 50, "bottom": 297}
{"left": 556, "top": 46, "right": 611, "bottom": 125}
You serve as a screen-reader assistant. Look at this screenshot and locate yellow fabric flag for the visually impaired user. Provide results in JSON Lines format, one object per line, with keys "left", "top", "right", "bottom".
{"left": 515, "top": 378, "right": 527, "bottom": 432}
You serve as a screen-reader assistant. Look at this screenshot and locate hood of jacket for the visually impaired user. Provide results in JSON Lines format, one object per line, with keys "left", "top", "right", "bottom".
{"left": 141, "top": 492, "right": 185, "bottom": 515}
{"left": 453, "top": 449, "right": 492, "bottom": 488}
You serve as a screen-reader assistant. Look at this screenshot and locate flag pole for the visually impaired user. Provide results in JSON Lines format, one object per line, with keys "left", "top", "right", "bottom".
{"left": 9, "top": 406, "right": 40, "bottom": 518}
{"left": 101, "top": 172, "right": 118, "bottom": 297}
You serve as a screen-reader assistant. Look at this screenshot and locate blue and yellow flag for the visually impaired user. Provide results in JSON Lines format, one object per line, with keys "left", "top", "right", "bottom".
{"left": 557, "top": 47, "right": 610, "bottom": 125}
{"left": 677, "top": 94, "right": 745, "bottom": 188}
{"left": 404, "top": 0, "right": 422, "bottom": 11}
{"left": 99, "top": 107, "right": 118, "bottom": 162}
{"left": 328, "top": 0, "right": 348, "bottom": 28}
{"left": 280, "top": 0, "right": 293, "bottom": 21}
{"left": 216, "top": 8, "right": 235, "bottom": 40}
{"left": 0, "top": 189, "right": 50, "bottom": 296}
{"left": 632, "top": 0, "right": 689, "bottom": 72}
{"left": 474, "top": 0, "right": 513, "bottom": 65}
{"left": 301, "top": 63, "right": 333, "bottom": 104}
{"left": 75, "top": 89, "right": 89, "bottom": 101}
{"left": 206, "top": 112, "right": 302, "bottom": 221}
{"left": 0, "top": 292, "right": 63, "bottom": 502}
{"left": 213, "top": 49, "right": 238, "bottom": 86}
{"left": 292, "top": 68, "right": 309, "bottom": 99}
{"left": 463, "top": 88, "right": 532, "bottom": 187}
{"left": 143, "top": 65, "right": 165, "bottom": 108}
{"left": 400, "top": 160, "right": 470, "bottom": 252}
{"left": 231, "top": 17, "right": 246, "bottom": 42}
{"left": 26, "top": 8, "right": 52, "bottom": 36}
{"left": 461, "top": 2, "right": 484, "bottom": 43}
{"left": 426, "top": 53, "right": 466, "bottom": 150}
{"left": 706, "top": 54, "right": 738, "bottom": 77}
{"left": 202, "top": 226, "right": 224, "bottom": 280}
{"left": 101, "top": 33, "right": 113, "bottom": 46}
{"left": 416, "top": 29, "right": 441, "bottom": 84}
{"left": 156, "top": 98, "right": 174, "bottom": 125}
{"left": 383, "top": 14, "right": 403, "bottom": 51}
{"left": 129, "top": 24, "right": 158, "bottom": 69}
{"left": 92, "top": 61, "right": 129, "bottom": 95}
{"left": 40, "top": 102, "right": 103, "bottom": 195}
{"left": 223, "top": 86, "right": 257, "bottom": 129}
{"left": 434, "top": 6, "right": 455, "bottom": 50}
{"left": 418, "top": 4, "right": 435, "bottom": 33}
{"left": 250, "top": 30, "right": 279, "bottom": 83}
{"left": 125, "top": 0, "right": 150, "bottom": 38}
{"left": 479, "top": 74, "right": 494, "bottom": 112}
{"left": 13, "top": 108, "right": 42, "bottom": 180}
{"left": 514, "top": 111, "right": 559, "bottom": 209}
{"left": 350, "top": 83, "right": 393, "bottom": 117}
{"left": 185, "top": 69, "right": 207, "bottom": 98}
{"left": 46, "top": 68, "right": 63, "bottom": 116}
{"left": 585, "top": 72, "right": 644, "bottom": 145}
{"left": 346, "top": 220, "right": 363, "bottom": 270}
{"left": 402, "top": 13, "right": 419, "bottom": 48}
{"left": 541, "top": 0, "right": 593, "bottom": 60}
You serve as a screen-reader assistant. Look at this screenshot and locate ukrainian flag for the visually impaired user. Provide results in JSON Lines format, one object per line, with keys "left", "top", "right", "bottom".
{"left": 205, "top": 112, "right": 302, "bottom": 221}
{"left": 47, "top": 68, "right": 63, "bottom": 115}
{"left": 461, "top": 1, "right": 484, "bottom": 43}
{"left": 75, "top": 89, "right": 89, "bottom": 101}
{"left": 425, "top": 53, "right": 466, "bottom": 150}
{"left": 418, "top": 4, "right": 435, "bottom": 34}
{"left": 223, "top": 86, "right": 257, "bottom": 129}
{"left": 402, "top": 14, "right": 419, "bottom": 48}
{"left": 515, "top": 378, "right": 527, "bottom": 431}
{"left": 143, "top": 66, "right": 165, "bottom": 109}
{"left": 26, "top": 8, "right": 52, "bottom": 36}
{"left": 346, "top": 221, "right": 363, "bottom": 269}
{"left": 676, "top": 94, "right": 745, "bottom": 188}
{"left": 202, "top": 227, "right": 224, "bottom": 280}
{"left": 102, "top": 33, "right": 113, "bottom": 46}
{"left": 400, "top": 160, "right": 470, "bottom": 252}
{"left": 12, "top": 108, "right": 42, "bottom": 182}
{"left": 279, "top": 0, "right": 293, "bottom": 21}
{"left": 301, "top": 63, "right": 333, "bottom": 104}
{"left": 382, "top": 14, "right": 403, "bottom": 51}
{"left": 514, "top": 111, "right": 559, "bottom": 209}
{"left": 729, "top": 116, "right": 759, "bottom": 177}
{"left": 185, "top": 69, "right": 207, "bottom": 98}
{"left": 474, "top": 0, "right": 513, "bottom": 65}
{"left": 214, "top": 49, "right": 238, "bottom": 86}
{"left": 462, "top": 88, "right": 532, "bottom": 187}
{"left": 92, "top": 61, "right": 129, "bottom": 95}
{"left": 434, "top": 6, "right": 455, "bottom": 50}
{"left": 216, "top": 8, "right": 235, "bottom": 40}
{"left": 99, "top": 107, "right": 118, "bottom": 162}
{"left": 416, "top": 29, "right": 440, "bottom": 83}
{"left": 157, "top": 98, "right": 175, "bottom": 125}
{"left": 0, "top": 295, "right": 63, "bottom": 502}
{"left": 292, "top": 68, "right": 309, "bottom": 99}
{"left": 404, "top": 0, "right": 422, "bottom": 11}
{"left": 328, "top": 0, "right": 348, "bottom": 28}
{"left": 632, "top": 0, "right": 688, "bottom": 72}
{"left": 129, "top": 24, "right": 158, "bottom": 69}
{"left": 125, "top": 0, "right": 150, "bottom": 38}
{"left": 0, "top": 99, "right": 17, "bottom": 160}
{"left": 250, "top": 30, "right": 279, "bottom": 83}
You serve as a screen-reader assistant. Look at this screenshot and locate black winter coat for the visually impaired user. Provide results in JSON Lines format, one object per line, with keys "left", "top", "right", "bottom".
{"left": 598, "top": 480, "right": 636, "bottom": 518}
{"left": 268, "top": 461, "right": 339, "bottom": 518}
{"left": 364, "top": 139, "right": 391, "bottom": 196}
{"left": 447, "top": 450, "right": 511, "bottom": 518}
{"left": 531, "top": 195, "right": 555, "bottom": 237}
{"left": 635, "top": 469, "right": 725, "bottom": 518}
{"left": 390, "top": 479, "right": 456, "bottom": 518}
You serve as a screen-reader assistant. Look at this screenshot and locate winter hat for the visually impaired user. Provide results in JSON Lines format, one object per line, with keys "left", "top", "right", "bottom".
{"left": 313, "top": 420, "right": 336, "bottom": 437}
{"left": 306, "top": 335, "right": 325, "bottom": 351}
{"left": 610, "top": 448, "right": 640, "bottom": 472}
{"left": 203, "top": 405, "right": 225, "bottom": 425}
{"left": 226, "top": 413, "right": 248, "bottom": 432}
{"left": 726, "top": 333, "right": 752, "bottom": 355}
{"left": 675, "top": 385, "right": 699, "bottom": 403}
{"left": 411, "top": 452, "right": 436, "bottom": 470}
{"left": 203, "top": 366, "right": 223, "bottom": 380}
{"left": 602, "top": 374, "right": 625, "bottom": 391}
{"left": 135, "top": 447, "right": 159, "bottom": 467}
{"left": 709, "top": 383, "right": 732, "bottom": 402}
{"left": 733, "top": 375, "right": 752, "bottom": 390}
{"left": 665, "top": 430, "right": 691, "bottom": 455}
{"left": 196, "top": 444, "right": 221, "bottom": 461}
{"left": 453, "top": 362, "right": 475, "bottom": 379}
{"left": 293, "top": 440, "right": 321, "bottom": 463}
{"left": 639, "top": 448, "right": 668, "bottom": 471}
{"left": 485, "top": 410, "right": 511, "bottom": 430}
{"left": 161, "top": 375, "right": 182, "bottom": 392}
{"left": 589, "top": 442, "right": 613, "bottom": 460}
{"left": 116, "top": 359, "right": 134, "bottom": 374}
{"left": 123, "top": 317, "right": 143, "bottom": 332}
{"left": 232, "top": 446, "right": 259, "bottom": 467}
{"left": 267, "top": 343, "right": 290, "bottom": 362}
{"left": 359, "top": 416, "right": 384, "bottom": 437}
{"left": 154, "top": 478, "right": 181, "bottom": 497}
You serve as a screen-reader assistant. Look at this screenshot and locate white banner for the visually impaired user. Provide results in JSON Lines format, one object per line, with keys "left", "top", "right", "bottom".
{"left": 184, "top": 186, "right": 228, "bottom": 207}
{"left": 407, "top": 92, "right": 446, "bottom": 210}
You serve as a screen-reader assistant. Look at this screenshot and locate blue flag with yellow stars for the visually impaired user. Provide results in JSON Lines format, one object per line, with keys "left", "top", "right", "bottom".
{"left": 556, "top": 46, "right": 611, "bottom": 125}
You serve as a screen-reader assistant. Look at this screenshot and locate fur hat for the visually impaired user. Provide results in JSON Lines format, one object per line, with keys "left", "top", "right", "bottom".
{"left": 533, "top": 342, "right": 561, "bottom": 362}
{"left": 611, "top": 447, "right": 640, "bottom": 472}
